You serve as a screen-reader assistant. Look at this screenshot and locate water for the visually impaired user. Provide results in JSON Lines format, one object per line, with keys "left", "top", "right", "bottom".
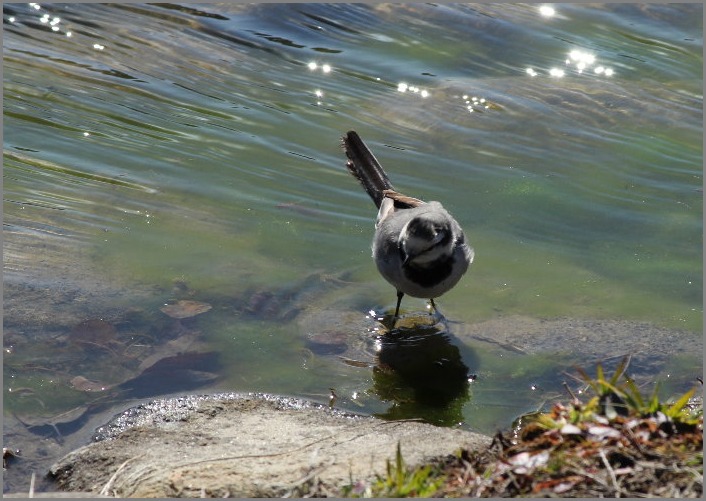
{"left": 3, "top": 2, "right": 702, "bottom": 492}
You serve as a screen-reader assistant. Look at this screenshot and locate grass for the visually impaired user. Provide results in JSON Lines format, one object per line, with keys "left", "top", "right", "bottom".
{"left": 341, "top": 442, "right": 446, "bottom": 498}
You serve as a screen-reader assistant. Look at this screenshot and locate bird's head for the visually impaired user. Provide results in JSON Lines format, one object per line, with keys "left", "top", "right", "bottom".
{"left": 400, "top": 213, "right": 454, "bottom": 268}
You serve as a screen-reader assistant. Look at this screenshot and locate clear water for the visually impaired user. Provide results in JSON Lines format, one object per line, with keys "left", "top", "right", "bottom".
{"left": 3, "top": 2, "right": 703, "bottom": 490}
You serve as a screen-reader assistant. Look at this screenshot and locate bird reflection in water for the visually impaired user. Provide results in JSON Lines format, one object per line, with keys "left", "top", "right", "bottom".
{"left": 370, "top": 313, "right": 477, "bottom": 427}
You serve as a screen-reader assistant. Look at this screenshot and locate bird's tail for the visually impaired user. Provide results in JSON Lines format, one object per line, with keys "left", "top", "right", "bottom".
{"left": 342, "top": 131, "right": 394, "bottom": 209}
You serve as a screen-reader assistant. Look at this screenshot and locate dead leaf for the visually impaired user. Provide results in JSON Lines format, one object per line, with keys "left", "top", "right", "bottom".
{"left": 137, "top": 329, "right": 205, "bottom": 371}
{"left": 587, "top": 424, "right": 622, "bottom": 439}
{"left": 560, "top": 423, "right": 583, "bottom": 435}
{"left": 160, "top": 300, "right": 212, "bottom": 319}
{"left": 70, "top": 376, "right": 113, "bottom": 392}
{"left": 508, "top": 450, "right": 549, "bottom": 474}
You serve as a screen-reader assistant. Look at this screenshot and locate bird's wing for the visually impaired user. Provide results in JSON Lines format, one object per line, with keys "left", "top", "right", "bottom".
{"left": 382, "top": 189, "right": 426, "bottom": 208}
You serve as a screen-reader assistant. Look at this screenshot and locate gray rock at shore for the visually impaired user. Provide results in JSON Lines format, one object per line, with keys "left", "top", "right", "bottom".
{"left": 49, "top": 393, "right": 490, "bottom": 498}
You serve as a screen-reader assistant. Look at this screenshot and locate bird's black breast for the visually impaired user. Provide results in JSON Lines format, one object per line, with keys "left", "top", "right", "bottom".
{"left": 402, "top": 255, "right": 454, "bottom": 288}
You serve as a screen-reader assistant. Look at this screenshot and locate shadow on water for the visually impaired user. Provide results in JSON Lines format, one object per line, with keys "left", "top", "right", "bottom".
{"left": 369, "top": 313, "right": 477, "bottom": 427}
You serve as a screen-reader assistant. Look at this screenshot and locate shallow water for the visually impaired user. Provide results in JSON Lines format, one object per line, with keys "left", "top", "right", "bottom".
{"left": 3, "top": 2, "right": 703, "bottom": 492}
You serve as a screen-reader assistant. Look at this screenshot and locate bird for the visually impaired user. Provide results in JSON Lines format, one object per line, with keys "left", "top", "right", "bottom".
{"left": 341, "top": 130, "right": 474, "bottom": 324}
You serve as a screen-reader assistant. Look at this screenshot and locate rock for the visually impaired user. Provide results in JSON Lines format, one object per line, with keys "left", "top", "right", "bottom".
{"left": 49, "top": 393, "right": 490, "bottom": 498}
{"left": 4, "top": 493, "right": 110, "bottom": 498}
{"left": 456, "top": 315, "right": 702, "bottom": 374}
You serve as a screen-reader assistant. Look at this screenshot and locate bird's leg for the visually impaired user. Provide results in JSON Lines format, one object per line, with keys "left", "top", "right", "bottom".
{"left": 429, "top": 298, "right": 444, "bottom": 321}
{"left": 393, "top": 290, "right": 404, "bottom": 320}
{"left": 428, "top": 298, "right": 447, "bottom": 324}
{"left": 380, "top": 291, "right": 404, "bottom": 331}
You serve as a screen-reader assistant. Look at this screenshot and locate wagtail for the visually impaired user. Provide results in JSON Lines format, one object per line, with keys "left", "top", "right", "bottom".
{"left": 342, "top": 131, "right": 474, "bottom": 323}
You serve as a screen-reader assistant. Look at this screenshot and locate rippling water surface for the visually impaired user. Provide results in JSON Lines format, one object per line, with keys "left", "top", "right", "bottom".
{"left": 3, "top": 2, "right": 703, "bottom": 492}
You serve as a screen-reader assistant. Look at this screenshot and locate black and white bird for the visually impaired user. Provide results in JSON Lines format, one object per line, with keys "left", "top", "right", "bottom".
{"left": 342, "top": 130, "right": 474, "bottom": 323}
